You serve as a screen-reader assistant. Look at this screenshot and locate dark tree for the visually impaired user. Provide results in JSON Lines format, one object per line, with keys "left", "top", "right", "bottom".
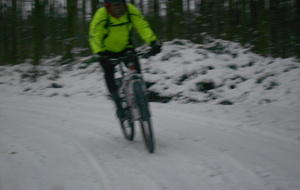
{"left": 63, "top": 0, "right": 78, "bottom": 62}
{"left": 31, "top": 0, "right": 46, "bottom": 65}
{"left": 167, "top": 0, "right": 183, "bottom": 40}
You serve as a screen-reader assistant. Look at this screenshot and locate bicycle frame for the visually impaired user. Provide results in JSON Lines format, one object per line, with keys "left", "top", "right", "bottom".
{"left": 116, "top": 60, "right": 148, "bottom": 121}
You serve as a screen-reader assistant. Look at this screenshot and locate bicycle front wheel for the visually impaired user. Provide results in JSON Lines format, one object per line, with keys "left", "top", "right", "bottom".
{"left": 120, "top": 99, "right": 135, "bottom": 141}
{"left": 133, "top": 81, "right": 155, "bottom": 153}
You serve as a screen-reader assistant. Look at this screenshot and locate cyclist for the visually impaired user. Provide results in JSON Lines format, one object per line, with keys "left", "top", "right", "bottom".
{"left": 89, "top": 0, "right": 161, "bottom": 120}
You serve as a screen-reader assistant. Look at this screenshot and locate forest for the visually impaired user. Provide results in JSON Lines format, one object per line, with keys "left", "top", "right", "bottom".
{"left": 0, "top": 0, "right": 299, "bottom": 65}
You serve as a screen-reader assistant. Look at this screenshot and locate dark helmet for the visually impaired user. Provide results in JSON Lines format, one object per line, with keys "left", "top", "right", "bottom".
{"left": 104, "top": 0, "right": 126, "bottom": 3}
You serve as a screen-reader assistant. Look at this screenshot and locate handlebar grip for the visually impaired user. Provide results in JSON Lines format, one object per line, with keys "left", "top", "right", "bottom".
{"left": 141, "top": 52, "right": 152, "bottom": 59}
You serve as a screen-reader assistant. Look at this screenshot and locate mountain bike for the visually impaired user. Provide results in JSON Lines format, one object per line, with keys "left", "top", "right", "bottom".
{"left": 109, "top": 51, "right": 155, "bottom": 153}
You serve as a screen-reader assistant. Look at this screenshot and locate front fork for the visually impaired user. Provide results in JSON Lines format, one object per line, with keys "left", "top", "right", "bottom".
{"left": 127, "top": 78, "right": 150, "bottom": 120}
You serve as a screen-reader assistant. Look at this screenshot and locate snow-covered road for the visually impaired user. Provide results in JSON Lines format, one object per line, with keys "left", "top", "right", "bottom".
{"left": 1, "top": 93, "right": 299, "bottom": 190}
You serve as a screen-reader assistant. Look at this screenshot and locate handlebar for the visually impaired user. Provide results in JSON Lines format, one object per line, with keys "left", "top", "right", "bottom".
{"left": 100, "top": 50, "right": 154, "bottom": 64}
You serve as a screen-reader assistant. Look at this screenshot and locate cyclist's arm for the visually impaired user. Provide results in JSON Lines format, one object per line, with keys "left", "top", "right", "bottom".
{"left": 89, "top": 7, "right": 108, "bottom": 54}
{"left": 127, "top": 4, "right": 158, "bottom": 45}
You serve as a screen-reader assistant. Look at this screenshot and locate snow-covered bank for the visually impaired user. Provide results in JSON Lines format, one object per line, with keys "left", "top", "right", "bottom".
{"left": 0, "top": 39, "right": 299, "bottom": 107}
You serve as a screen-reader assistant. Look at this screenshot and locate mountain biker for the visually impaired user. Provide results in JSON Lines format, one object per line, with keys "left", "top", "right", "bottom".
{"left": 89, "top": 0, "right": 161, "bottom": 120}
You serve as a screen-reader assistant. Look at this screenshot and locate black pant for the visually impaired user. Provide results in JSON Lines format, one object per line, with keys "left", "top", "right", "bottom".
{"left": 99, "top": 49, "right": 141, "bottom": 94}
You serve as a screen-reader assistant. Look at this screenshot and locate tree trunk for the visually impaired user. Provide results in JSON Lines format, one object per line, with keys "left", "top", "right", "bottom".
{"left": 64, "top": 0, "right": 78, "bottom": 62}
{"left": 167, "top": 0, "right": 183, "bottom": 40}
{"left": 92, "top": 0, "right": 99, "bottom": 15}
{"left": 11, "top": 0, "right": 18, "bottom": 64}
{"left": 32, "top": 0, "right": 45, "bottom": 65}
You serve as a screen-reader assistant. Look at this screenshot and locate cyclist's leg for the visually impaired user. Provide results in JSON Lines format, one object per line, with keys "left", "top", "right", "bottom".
{"left": 122, "top": 49, "right": 141, "bottom": 73}
{"left": 111, "top": 91, "right": 126, "bottom": 119}
{"left": 100, "top": 57, "right": 117, "bottom": 93}
{"left": 132, "top": 56, "right": 141, "bottom": 73}
{"left": 100, "top": 58, "right": 125, "bottom": 119}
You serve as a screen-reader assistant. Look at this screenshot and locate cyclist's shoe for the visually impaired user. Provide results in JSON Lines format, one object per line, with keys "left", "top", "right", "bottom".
{"left": 116, "top": 105, "right": 126, "bottom": 121}
{"left": 111, "top": 91, "right": 126, "bottom": 121}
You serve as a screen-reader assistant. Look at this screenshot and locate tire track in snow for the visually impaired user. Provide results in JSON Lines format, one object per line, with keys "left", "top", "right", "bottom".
{"left": 152, "top": 103, "right": 300, "bottom": 190}
{"left": 1, "top": 95, "right": 300, "bottom": 190}
{"left": 0, "top": 96, "right": 115, "bottom": 190}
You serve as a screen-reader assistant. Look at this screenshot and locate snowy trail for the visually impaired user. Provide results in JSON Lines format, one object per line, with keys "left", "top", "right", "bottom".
{"left": 1, "top": 94, "right": 300, "bottom": 190}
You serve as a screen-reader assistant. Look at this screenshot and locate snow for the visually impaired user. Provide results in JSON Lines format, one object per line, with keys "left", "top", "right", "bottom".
{"left": 0, "top": 39, "right": 300, "bottom": 190}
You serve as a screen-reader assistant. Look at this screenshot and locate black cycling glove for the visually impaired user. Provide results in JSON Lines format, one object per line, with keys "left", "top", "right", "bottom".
{"left": 150, "top": 41, "right": 162, "bottom": 56}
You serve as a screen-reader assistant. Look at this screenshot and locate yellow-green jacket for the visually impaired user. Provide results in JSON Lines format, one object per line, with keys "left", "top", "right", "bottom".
{"left": 89, "top": 3, "right": 158, "bottom": 54}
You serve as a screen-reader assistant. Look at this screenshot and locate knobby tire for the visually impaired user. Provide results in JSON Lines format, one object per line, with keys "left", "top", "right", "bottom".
{"left": 133, "top": 81, "right": 155, "bottom": 153}
{"left": 119, "top": 98, "right": 135, "bottom": 141}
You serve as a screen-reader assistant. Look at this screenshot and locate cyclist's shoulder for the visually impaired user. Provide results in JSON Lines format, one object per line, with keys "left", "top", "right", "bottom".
{"left": 126, "top": 3, "right": 141, "bottom": 15}
{"left": 93, "top": 7, "right": 109, "bottom": 18}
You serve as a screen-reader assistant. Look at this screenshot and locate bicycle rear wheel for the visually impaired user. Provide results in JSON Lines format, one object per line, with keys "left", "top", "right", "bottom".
{"left": 133, "top": 81, "right": 155, "bottom": 153}
{"left": 119, "top": 99, "right": 135, "bottom": 141}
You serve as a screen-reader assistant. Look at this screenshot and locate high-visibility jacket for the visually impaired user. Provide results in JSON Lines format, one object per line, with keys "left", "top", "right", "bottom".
{"left": 89, "top": 3, "right": 158, "bottom": 54}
